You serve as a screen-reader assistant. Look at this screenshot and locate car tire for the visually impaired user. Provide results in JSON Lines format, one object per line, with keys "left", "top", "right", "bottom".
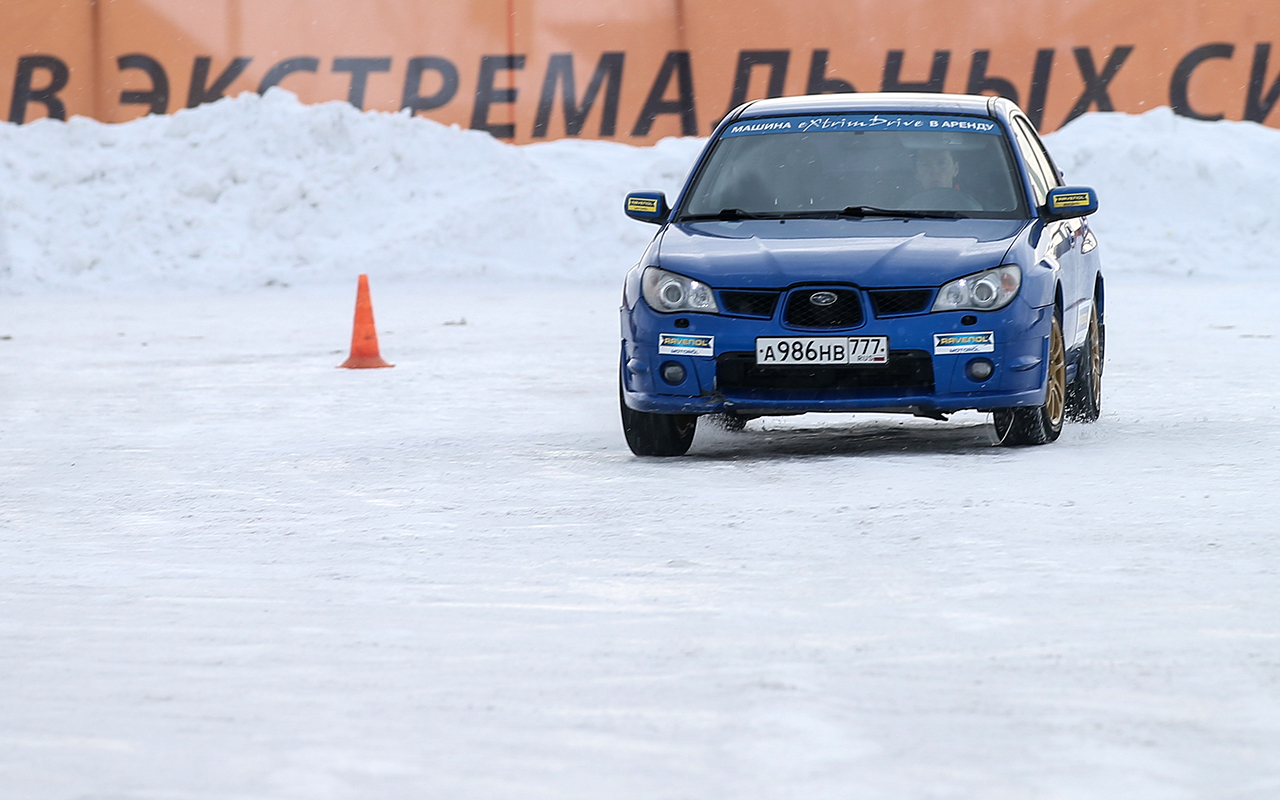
{"left": 708, "top": 412, "right": 748, "bottom": 432}
{"left": 1065, "top": 304, "right": 1103, "bottom": 423}
{"left": 620, "top": 385, "right": 697, "bottom": 456}
{"left": 994, "top": 312, "right": 1066, "bottom": 446}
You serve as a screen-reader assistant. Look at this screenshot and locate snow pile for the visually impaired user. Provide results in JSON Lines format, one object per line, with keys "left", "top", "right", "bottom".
{"left": 1, "top": 92, "right": 1278, "bottom": 293}
{"left": 1047, "top": 106, "right": 1280, "bottom": 278}
{"left": 0, "top": 89, "right": 702, "bottom": 292}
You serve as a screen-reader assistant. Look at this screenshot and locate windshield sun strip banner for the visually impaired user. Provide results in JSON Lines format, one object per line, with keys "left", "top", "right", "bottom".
{"left": 723, "top": 114, "right": 1001, "bottom": 137}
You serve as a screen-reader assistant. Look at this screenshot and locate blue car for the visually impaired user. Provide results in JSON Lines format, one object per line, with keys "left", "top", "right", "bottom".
{"left": 619, "top": 93, "right": 1104, "bottom": 456}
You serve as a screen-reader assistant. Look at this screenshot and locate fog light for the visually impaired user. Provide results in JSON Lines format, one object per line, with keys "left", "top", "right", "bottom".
{"left": 660, "top": 362, "right": 687, "bottom": 385}
{"left": 966, "top": 358, "right": 995, "bottom": 382}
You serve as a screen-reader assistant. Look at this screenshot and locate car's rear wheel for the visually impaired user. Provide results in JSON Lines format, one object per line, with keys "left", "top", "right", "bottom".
{"left": 620, "top": 386, "right": 697, "bottom": 456}
{"left": 1066, "top": 304, "right": 1103, "bottom": 422}
{"left": 994, "top": 313, "right": 1065, "bottom": 446}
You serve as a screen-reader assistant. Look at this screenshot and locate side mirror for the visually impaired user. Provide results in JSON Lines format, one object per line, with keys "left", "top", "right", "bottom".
{"left": 624, "top": 191, "right": 669, "bottom": 225}
{"left": 1045, "top": 186, "right": 1098, "bottom": 220}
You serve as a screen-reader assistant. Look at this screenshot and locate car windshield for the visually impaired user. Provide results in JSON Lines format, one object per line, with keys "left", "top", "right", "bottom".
{"left": 678, "top": 113, "right": 1029, "bottom": 221}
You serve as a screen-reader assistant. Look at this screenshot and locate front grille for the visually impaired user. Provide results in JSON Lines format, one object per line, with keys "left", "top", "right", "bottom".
{"left": 869, "top": 289, "right": 932, "bottom": 316}
{"left": 716, "top": 350, "right": 934, "bottom": 393}
{"left": 783, "top": 288, "right": 864, "bottom": 328}
{"left": 720, "top": 290, "right": 780, "bottom": 318}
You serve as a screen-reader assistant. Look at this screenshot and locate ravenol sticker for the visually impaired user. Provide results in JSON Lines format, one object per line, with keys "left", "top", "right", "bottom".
{"left": 658, "top": 333, "right": 714, "bottom": 357}
{"left": 1052, "top": 192, "right": 1092, "bottom": 208}
{"left": 723, "top": 114, "right": 1001, "bottom": 138}
{"left": 627, "top": 196, "right": 661, "bottom": 214}
{"left": 934, "top": 331, "right": 995, "bottom": 355}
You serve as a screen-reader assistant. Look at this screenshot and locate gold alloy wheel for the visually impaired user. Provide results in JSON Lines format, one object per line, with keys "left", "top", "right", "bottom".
{"left": 1086, "top": 309, "right": 1102, "bottom": 409}
{"left": 992, "top": 312, "right": 1068, "bottom": 446}
{"left": 1046, "top": 315, "right": 1066, "bottom": 427}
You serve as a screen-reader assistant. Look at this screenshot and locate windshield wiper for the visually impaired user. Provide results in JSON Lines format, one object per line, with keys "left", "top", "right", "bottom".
{"left": 679, "top": 206, "right": 970, "bottom": 222}
{"left": 678, "top": 208, "right": 769, "bottom": 222}
{"left": 837, "top": 205, "right": 969, "bottom": 220}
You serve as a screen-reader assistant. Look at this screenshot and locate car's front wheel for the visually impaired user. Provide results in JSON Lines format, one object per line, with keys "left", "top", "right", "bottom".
{"left": 707, "top": 412, "right": 748, "bottom": 432}
{"left": 994, "top": 313, "right": 1065, "bottom": 446}
{"left": 620, "top": 386, "right": 697, "bottom": 456}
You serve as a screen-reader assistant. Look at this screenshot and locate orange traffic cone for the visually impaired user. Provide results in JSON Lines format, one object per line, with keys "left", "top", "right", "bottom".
{"left": 338, "top": 274, "right": 394, "bottom": 369}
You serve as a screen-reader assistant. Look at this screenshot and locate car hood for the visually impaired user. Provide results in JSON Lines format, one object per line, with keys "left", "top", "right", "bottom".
{"left": 655, "top": 218, "right": 1028, "bottom": 288}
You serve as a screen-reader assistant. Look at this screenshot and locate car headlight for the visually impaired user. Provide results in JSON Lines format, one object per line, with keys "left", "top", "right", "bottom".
{"left": 642, "top": 267, "right": 719, "bottom": 313}
{"left": 932, "top": 266, "right": 1022, "bottom": 312}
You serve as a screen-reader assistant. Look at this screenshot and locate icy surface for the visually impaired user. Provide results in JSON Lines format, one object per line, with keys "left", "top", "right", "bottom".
{"left": 1, "top": 95, "right": 1279, "bottom": 798}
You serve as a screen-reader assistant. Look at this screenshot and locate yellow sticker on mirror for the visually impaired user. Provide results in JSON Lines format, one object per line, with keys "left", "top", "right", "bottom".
{"left": 627, "top": 196, "right": 660, "bottom": 213}
{"left": 1053, "top": 193, "right": 1091, "bottom": 208}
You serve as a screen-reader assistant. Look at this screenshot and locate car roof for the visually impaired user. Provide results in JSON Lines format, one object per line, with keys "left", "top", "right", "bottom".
{"left": 734, "top": 92, "right": 1003, "bottom": 120}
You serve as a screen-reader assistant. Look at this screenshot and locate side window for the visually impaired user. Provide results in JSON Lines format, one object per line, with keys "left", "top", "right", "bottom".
{"left": 1009, "top": 118, "right": 1051, "bottom": 207}
{"left": 1016, "top": 117, "right": 1061, "bottom": 189}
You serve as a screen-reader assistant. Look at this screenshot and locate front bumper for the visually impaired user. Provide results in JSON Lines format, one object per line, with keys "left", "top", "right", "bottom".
{"left": 620, "top": 293, "right": 1052, "bottom": 416}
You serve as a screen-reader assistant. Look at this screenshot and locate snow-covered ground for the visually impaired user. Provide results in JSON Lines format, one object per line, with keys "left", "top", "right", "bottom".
{"left": 2, "top": 93, "right": 1279, "bottom": 798}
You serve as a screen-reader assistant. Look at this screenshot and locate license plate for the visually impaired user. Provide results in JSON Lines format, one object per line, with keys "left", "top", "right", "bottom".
{"left": 755, "top": 336, "right": 889, "bottom": 365}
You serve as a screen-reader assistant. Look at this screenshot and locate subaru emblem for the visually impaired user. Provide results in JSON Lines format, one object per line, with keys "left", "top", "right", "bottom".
{"left": 809, "top": 291, "right": 838, "bottom": 307}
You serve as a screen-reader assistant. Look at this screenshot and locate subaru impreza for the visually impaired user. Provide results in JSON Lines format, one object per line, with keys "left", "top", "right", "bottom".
{"left": 620, "top": 93, "right": 1103, "bottom": 456}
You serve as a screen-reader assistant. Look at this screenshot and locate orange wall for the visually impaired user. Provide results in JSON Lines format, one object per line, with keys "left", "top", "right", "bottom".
{"left": 2, "top": 0, "right": 94, "bottom": 122}
{"left": 5, "top": 0, "right": 1280, "bottom": 141}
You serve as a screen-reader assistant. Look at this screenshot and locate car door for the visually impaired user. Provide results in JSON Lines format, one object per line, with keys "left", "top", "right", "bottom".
{"left": 1010, "top": 116, "right": 1090, "bottom": 351}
